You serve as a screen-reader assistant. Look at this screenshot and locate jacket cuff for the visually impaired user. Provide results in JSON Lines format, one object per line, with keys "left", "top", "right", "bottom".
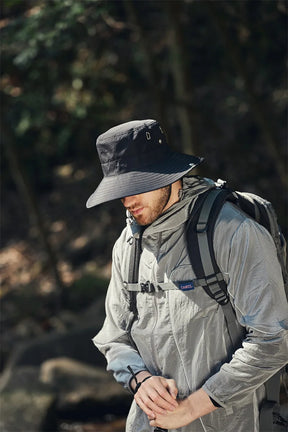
{"left": 209, "top": 396, "right": 221, "bottom": 407}
{"left": 202, "top": 384, "right": 233, "bottom": 415}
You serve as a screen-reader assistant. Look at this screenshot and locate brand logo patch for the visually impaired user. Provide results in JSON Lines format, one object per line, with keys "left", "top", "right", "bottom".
{"left": 178, "top": 281, "right": 194, "bottom": 291}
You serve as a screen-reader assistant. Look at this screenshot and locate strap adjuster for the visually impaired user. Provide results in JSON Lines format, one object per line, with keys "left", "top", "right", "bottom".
{"left": 202, "top": 273, "right": 229, "bottom": 305}
{"left": 196, "top": 221, "right": 208, "bottom": 233}
{"left": 140, "top": 281, "right": 155, "bottom": 293}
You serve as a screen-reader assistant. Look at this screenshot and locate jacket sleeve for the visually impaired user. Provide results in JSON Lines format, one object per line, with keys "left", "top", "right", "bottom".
{"left": 92, "top": 237, "right": 147, "bottom": 390}
{"left": 202, "top": 210, "right": 288, "bottom": 408}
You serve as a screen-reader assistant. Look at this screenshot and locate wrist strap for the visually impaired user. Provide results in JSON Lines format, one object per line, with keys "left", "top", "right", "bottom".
{"left": 134, "top": 375, "right": 152, "bottom": 393}
{"left": 127, "top": 366, "right": 152, "bottom": 394}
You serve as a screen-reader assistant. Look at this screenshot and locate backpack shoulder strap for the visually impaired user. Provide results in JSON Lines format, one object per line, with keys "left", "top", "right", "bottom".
{"left": 186, "top": 187, "right": 244, "bottom": 349}
{"left": 127, "top": 231, "right": 143, "bottom": 319}
{"left": 187, "top": 187, "right": 233, "bottom": 305}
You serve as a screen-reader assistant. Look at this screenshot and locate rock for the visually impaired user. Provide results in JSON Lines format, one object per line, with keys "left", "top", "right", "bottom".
{"left": 58, "top": 418, "right": 126, "bottom": 432}
{"left": 40, "top": 358, "right": 132, "bottom": 420}
{"left": 4, "top": 324, "right": 105, "bottom": 373}
{"left": 2, "top": 294, "right": 106, "bottom": 373}
{"left": 39, "top": 357, "right": 132, "bottom": 421}
{"left": 0, "top": 301, "right": 132, "bottom": 431}
{"left": 0, "top": 358, "right": 131, "bottom": 432}
{"left": 39, "top": 357, "right": 128, "bottom": 400}
{"left": 0, "top": 366, "right": 56, "bottom": 432}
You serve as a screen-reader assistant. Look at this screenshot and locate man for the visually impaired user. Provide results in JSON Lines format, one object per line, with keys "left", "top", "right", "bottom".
{"left": 86, "top": 119, "right": 288, "bottom": 432}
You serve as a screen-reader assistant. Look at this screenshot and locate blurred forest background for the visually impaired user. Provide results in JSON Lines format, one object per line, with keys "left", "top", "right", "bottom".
{"left": 0, "top": 0, "right": 287, "bottom": 431}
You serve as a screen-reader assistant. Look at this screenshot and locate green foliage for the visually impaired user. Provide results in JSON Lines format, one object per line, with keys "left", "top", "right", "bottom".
{"left": 1, "top": 0, "right": 287, "bottom": 220}
{"left": 1, "top": 0, "right": 124, "bottom": 182}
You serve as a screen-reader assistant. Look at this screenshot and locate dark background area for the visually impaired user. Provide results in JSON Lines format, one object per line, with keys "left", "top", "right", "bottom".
{"left": 0, "top": 1, "right": 287, "bottom": 431}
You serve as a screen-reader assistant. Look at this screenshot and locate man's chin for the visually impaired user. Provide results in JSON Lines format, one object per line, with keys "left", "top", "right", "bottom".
{"left": 133, "top": 213, "right": 150, "bottom": 226}
{"left": 135, "top": 217, "right": 147, "bottom": 226}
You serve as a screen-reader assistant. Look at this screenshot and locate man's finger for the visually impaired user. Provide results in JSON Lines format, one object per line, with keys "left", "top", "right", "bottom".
{"left": 153, "top": 379, "right": 178, "bottom": 408}
{"left": 152, "top": 377, "right": 178, "bottom": 400}
{"left": 136, "top": 382, "right": 178, "bottom": 412}
{"left": 135, "top": 396, "right": 157, "bottom": 418}
{"left": 166, "top": 378, "right": 178, "bottom": 400}
{"left": 135, "top": 391, "right": 167, "bottom": 415}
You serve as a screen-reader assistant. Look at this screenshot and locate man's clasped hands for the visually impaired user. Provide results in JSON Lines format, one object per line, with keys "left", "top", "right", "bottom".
{"left": 131, "top": 371, "right": 217, "bottom": 430}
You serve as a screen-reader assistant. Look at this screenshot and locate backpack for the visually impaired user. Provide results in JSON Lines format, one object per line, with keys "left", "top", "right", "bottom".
{"left": 127, "top": 179, "right": 288, "bottom": 431}
{"left": 187, "top": 179, "right": 288, "bottom": 305}
{"left": 185, "top": 180, "right": 288, "bottom": 432}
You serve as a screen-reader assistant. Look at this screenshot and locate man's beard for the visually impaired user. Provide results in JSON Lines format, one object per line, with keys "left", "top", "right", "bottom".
{"left": 133, "top": 185, "right": 172, "bottom": 226}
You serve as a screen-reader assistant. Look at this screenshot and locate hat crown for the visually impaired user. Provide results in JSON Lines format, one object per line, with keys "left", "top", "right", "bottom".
{"left": 86, "top": 118, "right": 203, "bottom": 208}
{"left": 96, "top": 119, "right": 170, "bottom": 176}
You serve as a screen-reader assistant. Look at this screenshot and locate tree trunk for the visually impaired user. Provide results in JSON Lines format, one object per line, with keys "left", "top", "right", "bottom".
{"left": 123, "top": 0, "right": 168, "bottom": 129}
{"left": 1, "top": 122, "right": 65, "bottom": 311}
{"left": 164, "top": 1, "right": 200, "bottom": 156}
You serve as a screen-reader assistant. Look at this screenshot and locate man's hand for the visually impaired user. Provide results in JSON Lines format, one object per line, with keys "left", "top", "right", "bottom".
{"left": 149, "top": 388, "right": 217, "bottom": 430}
{"left": 132, "top": 372, "right": 178, "bottom": 419}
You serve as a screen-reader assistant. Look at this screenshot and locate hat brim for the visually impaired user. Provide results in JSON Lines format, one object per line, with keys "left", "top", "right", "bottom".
{"left": 86, "top": 152, "right": 204, "bottom": 208}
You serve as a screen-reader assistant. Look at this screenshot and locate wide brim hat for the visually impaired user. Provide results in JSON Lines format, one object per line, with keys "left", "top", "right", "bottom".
{"left": 86, "top": 119, "right": 204, "bottom": 208}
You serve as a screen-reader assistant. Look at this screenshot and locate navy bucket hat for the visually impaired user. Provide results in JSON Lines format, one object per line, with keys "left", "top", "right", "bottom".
{"left": 86, "top": 119, "right": 204, "bottom": 208}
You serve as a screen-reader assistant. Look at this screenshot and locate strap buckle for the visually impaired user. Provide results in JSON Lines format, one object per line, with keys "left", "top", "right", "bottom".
{"left": 140, "top": 281, "right": 156, "bottom": 293}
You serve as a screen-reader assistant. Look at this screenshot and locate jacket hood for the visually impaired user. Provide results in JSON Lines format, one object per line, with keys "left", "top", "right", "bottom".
{"left": 126, "top": 176, "right": 215, "bottom": 238}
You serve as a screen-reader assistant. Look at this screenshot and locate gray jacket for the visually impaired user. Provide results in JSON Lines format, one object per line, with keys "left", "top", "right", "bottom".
{"left": 93, "top": 176, "right": 288, "bottom": 432}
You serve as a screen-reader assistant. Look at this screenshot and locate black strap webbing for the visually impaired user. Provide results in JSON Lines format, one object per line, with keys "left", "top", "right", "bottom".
{"left": 128, "top": 232, "right": 143, "bottom": 318}
{"left": 187, "top": 188, "right": 245, "bottom": 349}
{"left": 187, "top": 189, "right": 234, "bottom": 303}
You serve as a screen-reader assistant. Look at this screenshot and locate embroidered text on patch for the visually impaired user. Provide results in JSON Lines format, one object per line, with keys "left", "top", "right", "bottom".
{"left": 178, "top": 281, "right": 195, "bottom": 291}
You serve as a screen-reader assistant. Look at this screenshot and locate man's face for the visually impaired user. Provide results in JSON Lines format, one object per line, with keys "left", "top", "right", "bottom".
{"left": 121, "top": 185, "right": 172, "bottom": 226}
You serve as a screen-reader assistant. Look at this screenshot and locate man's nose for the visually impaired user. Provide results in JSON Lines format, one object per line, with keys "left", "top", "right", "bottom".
{"left": 121, "top": 195, "right": 136, "bottom": 208}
